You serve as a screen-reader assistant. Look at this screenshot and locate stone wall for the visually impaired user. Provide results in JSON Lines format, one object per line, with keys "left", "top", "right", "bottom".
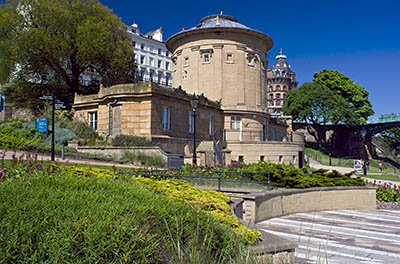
{"left": 239, "top": 186, "right": 376, "bottom": 224}
{"left": 76, "top": 145, "right": 168, "bottom": 160}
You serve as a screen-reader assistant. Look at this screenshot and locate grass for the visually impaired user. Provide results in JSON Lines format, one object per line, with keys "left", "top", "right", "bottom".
{"left": 360, "top": 173, "right": 400, "bottom": 183}
{"left": 305, "top": 147, "right": 399, "bottom": 174}
{"left": 0, "top": 164, "right": 263, "bottom": 263}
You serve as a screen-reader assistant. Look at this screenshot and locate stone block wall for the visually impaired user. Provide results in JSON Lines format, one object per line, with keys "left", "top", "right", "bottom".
{"left": 240, "top": 186, "right": 376, "bottom": 224}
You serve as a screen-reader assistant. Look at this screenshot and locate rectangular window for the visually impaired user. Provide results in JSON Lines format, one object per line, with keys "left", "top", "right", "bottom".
{"left": 238, "top": 156, "right": 244, "bottom": 163}
{"left": 157, "top": 73, "right": 161, "bottom": 84}
{"left": 269, "top": 94, "right": 274, "bottom": 106}
{"left": 150, "top": 70, "right": 154, "bottom": 81}
{"left": 260, "top": 155, "right": 265, "bottom": 162}
{"left": 132, "top": 41, "right": 136, "bottom": 47}
{"left": 140, "top": 43, "right": 144, "bottom": 50}
{"left": 149, "top": 57, "right": 154, "bottom": 66}
{"left": 165, "top": 62, "right": 170, "bottom": 70}
{"left": 276, "top": 94, "right": 281, "bottom": 106}
{"left": 188, "top": 112, "right": 194, "bottom": 133}
{"left": 162, "top": 107, "right": 170, "bottom": 131}
{"left": 184, "top": 57, "right": 189, "bottom": 66}
{"left": 204, "top": 54, "right": 210, "bottom": 63}
{"left": 140, "top": 55, "right": 145, "bottom": 64}
{"left": 279, "top": 155, "right": 283, "bottom": 163}
{"left": 88, "top": 111, "right": 97, "bottom": 130}
{"left": 165, "top": 73, "right": 171, "bottom": 86}
{"left": 158, "top": 60, "right": 162, "bottom": 68}
{"left": 226, "top": 53, "right": 233, "bottom": 63}
{"left": 209, "top": 116, "right": 215, "bottom": 136}
{"left": 158, "top": 48, "right": 161, "bottom": 55}
{"left": 230, "top": 115, "right": 241, "bottom": 130}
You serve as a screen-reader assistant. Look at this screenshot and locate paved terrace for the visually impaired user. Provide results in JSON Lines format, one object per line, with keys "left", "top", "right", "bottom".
{"left": 258, "top": 209, "right": 400, "bottom": 264}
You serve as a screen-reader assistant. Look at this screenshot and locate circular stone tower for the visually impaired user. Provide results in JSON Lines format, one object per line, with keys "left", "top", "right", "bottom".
{"left": 166, "top": 14, "right": 273, "bottom": 112}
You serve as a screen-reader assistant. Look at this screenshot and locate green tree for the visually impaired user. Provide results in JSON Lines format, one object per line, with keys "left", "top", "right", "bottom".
{"left": 283, "top": 82, "right": 358, "bottom": 149}
{"left": 380, "top": 127, "right": 400, "bottom": 156}
{"left": 313, "top": 69, "right": 374, "bottom": 123}
{"left": 0, "top": 0, "right": 136, "bottom": 98}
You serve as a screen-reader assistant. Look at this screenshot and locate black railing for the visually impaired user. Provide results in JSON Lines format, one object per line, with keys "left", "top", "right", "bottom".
{"left": 119, "top": 169, "right": 272, "bottom": 192}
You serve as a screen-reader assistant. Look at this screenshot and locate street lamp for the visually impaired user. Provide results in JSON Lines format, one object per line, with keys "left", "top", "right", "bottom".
{"left": 191, "top": 94, "right": 199, "bottom": 166}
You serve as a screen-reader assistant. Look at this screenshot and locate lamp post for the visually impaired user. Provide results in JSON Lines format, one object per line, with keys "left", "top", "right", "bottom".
{"left": 191, "top": 94, "right": 199, "bottom": 166}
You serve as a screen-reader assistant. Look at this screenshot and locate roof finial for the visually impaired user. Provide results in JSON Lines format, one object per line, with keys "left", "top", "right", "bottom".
{"left": 220, "top": 11, "right": 223, "bottom": 15}
{"left": 216, "top": 16, "right": 220, "bottom": 25}
{"left": 279, "top": 48, "right": 283, "bottom": 55}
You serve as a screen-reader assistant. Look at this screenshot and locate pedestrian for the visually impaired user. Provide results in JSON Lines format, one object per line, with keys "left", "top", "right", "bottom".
{"left": 366, "top": 159, "right": 370, "bottom": 170}
{"left": 363, "top": 160, "right": 367, "bottom": 176}
{"left": 379, "top": 162, "right": 382, "bottom": 172}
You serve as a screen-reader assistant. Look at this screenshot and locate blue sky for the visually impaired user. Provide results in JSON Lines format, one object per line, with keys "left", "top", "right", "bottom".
{"left": 100, "top": 0, "right": 400, "bottom": 117}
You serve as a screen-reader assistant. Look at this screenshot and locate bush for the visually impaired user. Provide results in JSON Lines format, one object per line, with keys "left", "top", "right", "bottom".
{"left": 182, "top": 161, "right": 366, "bottom": 188}
{"left": 376, "top": 183, "right": 400, "bottom": 202}
{"left": 43, "top": 127, "right": 76, "bottom": 145}
{"left": 0, "top": 163, "right": 249, "bottom": 263}
{"left": 119, "top": 151, "right": 166, "bottom": 168}
{"left": 58, "top": 120, "right": 97, "bottom": 139}
{"left": 111, "top": 134, "right": 152, "bottom": 147}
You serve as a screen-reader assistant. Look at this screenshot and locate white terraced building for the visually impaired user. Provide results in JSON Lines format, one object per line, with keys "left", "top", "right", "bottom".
{"left": 126, "top": 22, "right": 172, "bottom": 86}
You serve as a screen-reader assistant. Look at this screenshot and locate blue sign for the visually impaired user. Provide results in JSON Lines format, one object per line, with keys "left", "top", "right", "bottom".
{"left": 36, "top": 118, "right": 48, "bottom": 133}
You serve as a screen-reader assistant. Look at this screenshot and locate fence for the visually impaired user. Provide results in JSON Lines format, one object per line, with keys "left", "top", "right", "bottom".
{"left": 119, "top": 169, "right": 272, "bottom": 192}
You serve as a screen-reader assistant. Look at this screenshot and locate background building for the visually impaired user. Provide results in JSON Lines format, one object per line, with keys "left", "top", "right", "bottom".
{"left": 266, "top": 49, "right": 298, "bottom": 116}
{"left": 126, "top": 22, "right": 172, "bottom": 86}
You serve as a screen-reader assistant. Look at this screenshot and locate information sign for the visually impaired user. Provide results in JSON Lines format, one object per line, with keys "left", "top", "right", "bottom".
{"left": 36, "top": 118, "right": 48, "bottom": 133}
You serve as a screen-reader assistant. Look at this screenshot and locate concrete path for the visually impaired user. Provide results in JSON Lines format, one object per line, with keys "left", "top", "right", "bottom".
{"left": 0, "top": 150, "right": 139, "bottom": 168}
{"left": 308, "top": 158, "right": 355, "bottom": 174}
{"left": 257, "top": 209, "right": 400, "bottom": 264}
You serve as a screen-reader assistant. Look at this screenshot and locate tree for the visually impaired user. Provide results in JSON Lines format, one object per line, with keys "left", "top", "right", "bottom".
{"left": 283, "top": 82, "right": 358, "bottom": 149}
{"left": 313, "top": 69, "right": 374, "bottom": 123}
{"left": 380, "top": 127, "right": 400, "bottom": 156}
{"left": 0, "top": 0, "right": 136, "bottom": 98}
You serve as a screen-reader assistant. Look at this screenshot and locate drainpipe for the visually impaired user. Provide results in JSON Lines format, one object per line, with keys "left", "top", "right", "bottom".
{"left": 106, "top": 99, "right": 117, "bottom": 142}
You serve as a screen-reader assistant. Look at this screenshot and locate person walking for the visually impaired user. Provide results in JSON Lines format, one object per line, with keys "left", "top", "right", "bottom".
{"left": 379, "top": 162, "right": 383, "bottom": 172}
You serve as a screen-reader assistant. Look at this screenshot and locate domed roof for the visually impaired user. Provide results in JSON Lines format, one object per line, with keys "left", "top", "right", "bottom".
{"left": 166, "top": 13, "right": 273, "bottom": 52}
{"left": 271, "top": 49, "right": 292, "bottom": 77}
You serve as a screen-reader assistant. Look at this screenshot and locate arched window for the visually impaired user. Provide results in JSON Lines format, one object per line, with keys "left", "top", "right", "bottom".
{"left": 269, "top": 86, "right": 273, "bottom": 91}
{"left": 276, "top": 85, "right": 281, "bottom": 91}
{"left": 283, "top": 85, "right": 287, "bottom": 91}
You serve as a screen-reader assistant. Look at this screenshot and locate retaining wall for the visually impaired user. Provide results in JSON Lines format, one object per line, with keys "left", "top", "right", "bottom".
{"left": 240, "top": 186, "right": 376, "bottom": 224}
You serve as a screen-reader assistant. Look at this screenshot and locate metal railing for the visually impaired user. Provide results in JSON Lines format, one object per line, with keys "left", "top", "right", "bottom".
{"left": 119, "top": 169, "right": 272, "bottom": 192}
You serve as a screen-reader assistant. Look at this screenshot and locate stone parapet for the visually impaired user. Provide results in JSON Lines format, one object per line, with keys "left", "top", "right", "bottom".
{"left": 239, "top": 186, "right": 376, "bottom": 224}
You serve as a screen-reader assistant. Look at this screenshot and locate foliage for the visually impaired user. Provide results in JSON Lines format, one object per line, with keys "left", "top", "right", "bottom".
{"left": 376, "top": 183, "right": 400, "bottom": 202}
{"left": 379, "top": 127, "right": 400, "bottom": 155}
{"left": 111, "top": 134, "right": 153, "bottom": 147}
{"left": 132, "top": 176, "right": 260, "bottom": 245}
{"left": 283, "top": 81, "right": 358, "bottom": 149}
{"left": 43, "top": 127, "right": 76, "bottom": 145}
{"left": 0, "top": 163, "right": 250, "bottom": 263}
{"left": 58, "top": 119, "right": 97, "bottom": 140}
{"left": 1, "top": 82, "right": 71, "bottom": 114}
{"left": 183, "top": 161, "right": 366, "bottom": 189}
{"left": 119, "top": 150, "right": 166, "bottom": 168}
{"left": 312, "top": 69, "right": 374, "bottom": 123}
{"left": 0, "top": 119, "right": 41, "bottom": 149}
{"left": 0, "top": 0, "right": 137, "bottom": 96}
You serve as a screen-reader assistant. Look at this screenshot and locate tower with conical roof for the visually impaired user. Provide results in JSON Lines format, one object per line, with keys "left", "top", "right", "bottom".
{"left": 266, "top": 49, "right": 298, "bottom": 116}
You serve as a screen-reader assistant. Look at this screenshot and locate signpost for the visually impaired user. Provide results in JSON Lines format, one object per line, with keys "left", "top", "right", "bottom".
{"left": 39, "top": 91, "right": 67, "bottom": 161}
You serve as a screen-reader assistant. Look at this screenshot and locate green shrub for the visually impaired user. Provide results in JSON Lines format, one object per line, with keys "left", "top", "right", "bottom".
{"left": 376, "top": 183, "right": 400, "bottom": 202}
{"left": 43, "top": 127, "right": 76, "bottom": 145}
{"left": 119, "top": 150, "right": 166, "bottom": 167}
{"left": 182, "top": 161, "right": 365, "bottom": 188}
{"left": 58, "top": 120, "right": 97, "bottom": 139}
{"left": 111, "top": 134, "right": 152, "bottom": 147}
{"left": 0, "top": 164, "right": 248, "bottom": 263}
